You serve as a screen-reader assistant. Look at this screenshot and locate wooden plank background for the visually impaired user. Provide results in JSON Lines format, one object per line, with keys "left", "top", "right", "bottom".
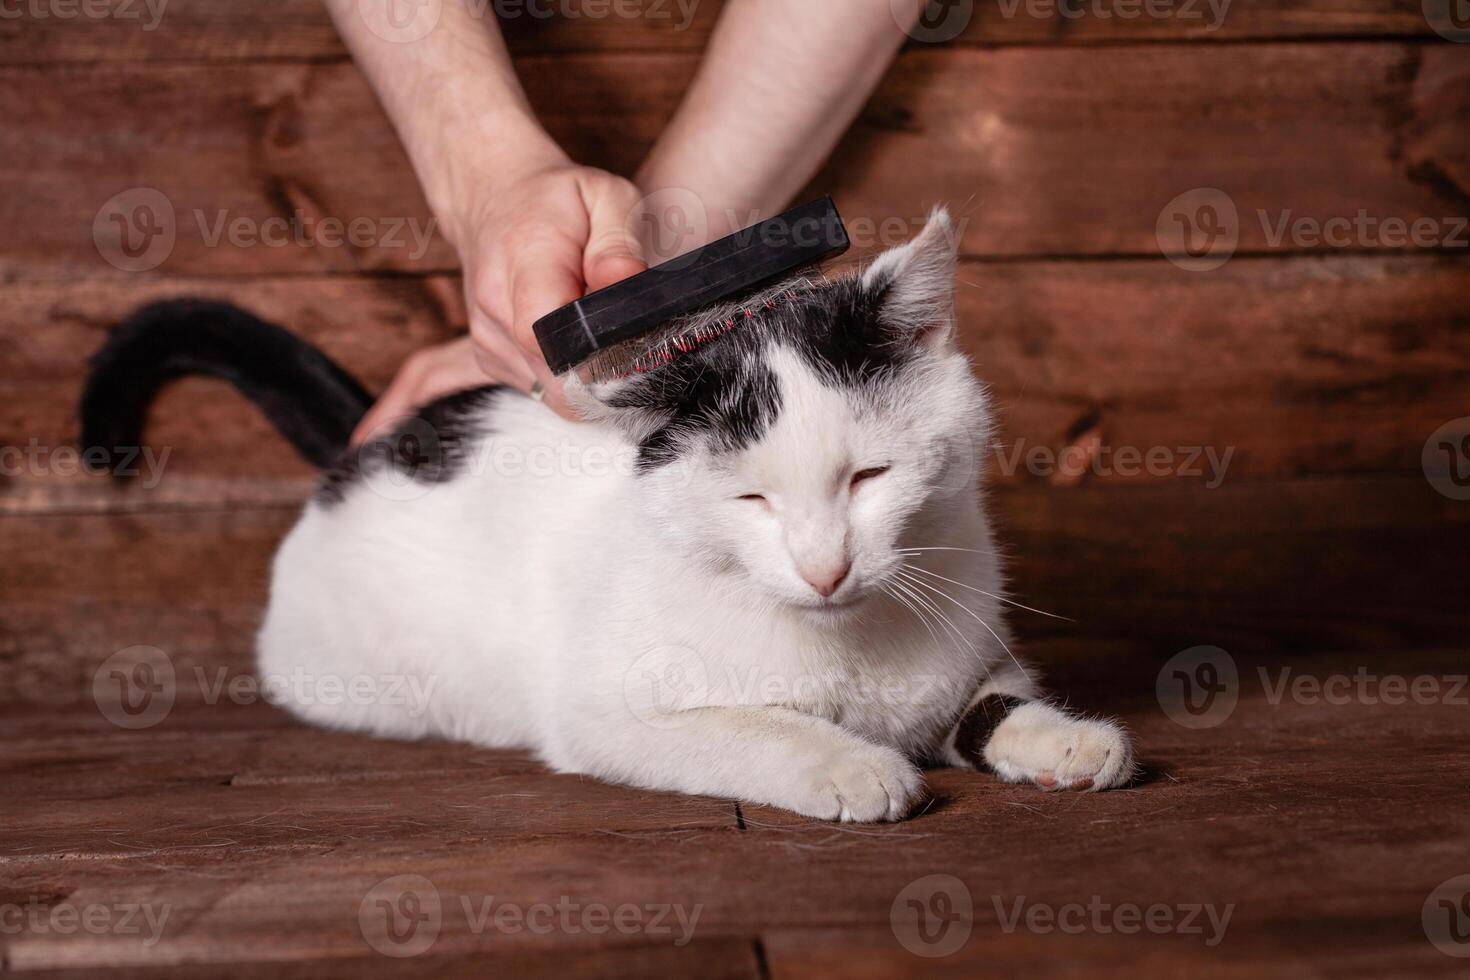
{"left": 1, "top": 2, "right": 1468, "bottom": 697}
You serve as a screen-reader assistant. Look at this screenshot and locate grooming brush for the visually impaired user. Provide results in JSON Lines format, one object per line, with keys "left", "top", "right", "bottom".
{"left": 533, "top": 197, "right": 850, "bottom": 382}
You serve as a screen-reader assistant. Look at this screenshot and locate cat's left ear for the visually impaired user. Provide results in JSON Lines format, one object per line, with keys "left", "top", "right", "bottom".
{"left": 862, "top": 206, "right": 960, "bottom": 350}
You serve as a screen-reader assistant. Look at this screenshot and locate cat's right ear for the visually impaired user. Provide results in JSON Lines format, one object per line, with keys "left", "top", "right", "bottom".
{"left": 861, "top": 206, "right": 960, "bottom": 351}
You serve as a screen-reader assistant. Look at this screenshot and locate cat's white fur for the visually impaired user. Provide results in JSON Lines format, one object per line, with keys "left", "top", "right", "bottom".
{"left": 257, "top": 210, "right": 1134, "bottom": 820}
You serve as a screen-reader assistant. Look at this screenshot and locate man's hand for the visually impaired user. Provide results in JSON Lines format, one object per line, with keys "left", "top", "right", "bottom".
{"left": 332, "top": 0, "right": 915, "bottom": 445}
{"left": 352, "top": 164, "right": 646, "bottom": 444}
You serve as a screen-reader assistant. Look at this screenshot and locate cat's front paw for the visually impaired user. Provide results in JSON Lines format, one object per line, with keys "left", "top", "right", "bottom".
{"left": 780, "top": 743, "right": 926, "bottom": 822}
{"left": 985, "top": 702, "right": 1135, "bottom": 792}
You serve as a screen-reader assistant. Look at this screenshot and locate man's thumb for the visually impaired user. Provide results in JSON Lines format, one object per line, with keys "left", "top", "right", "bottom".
{"left": 584, "top": 190, "right": 649, "bottom": 291}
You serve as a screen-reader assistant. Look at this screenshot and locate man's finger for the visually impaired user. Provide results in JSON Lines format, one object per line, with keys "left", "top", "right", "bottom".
{"left": 508, "top": 252, "right": 584, "bottom": 361}
{"left": 469, "top": 309, "right": 540, "bottom": 393}
{"left": 350, "top": 339, "right": 494, "bottom": 446}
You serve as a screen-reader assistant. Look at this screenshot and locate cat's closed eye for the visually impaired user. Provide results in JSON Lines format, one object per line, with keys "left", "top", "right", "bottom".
{"left": 737, "top": 493, "right": 767, "bottom": 502}
{"left": 850, "top": 466, "right": 891, "bottom": 487}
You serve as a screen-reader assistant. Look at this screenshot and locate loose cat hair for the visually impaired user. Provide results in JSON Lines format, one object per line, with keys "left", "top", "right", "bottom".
{"left": 82, "top": 208, "right": 1135, "bottom": 820}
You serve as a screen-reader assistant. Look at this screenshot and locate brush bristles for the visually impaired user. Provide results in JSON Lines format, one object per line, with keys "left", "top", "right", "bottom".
{"left": 571, "top": 274, "right": 823, "bottom": 385}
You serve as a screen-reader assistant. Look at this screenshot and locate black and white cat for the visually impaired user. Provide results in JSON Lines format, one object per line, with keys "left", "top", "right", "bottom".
{"left": 83, "top": 209, "right": 1134, "bottom": 821}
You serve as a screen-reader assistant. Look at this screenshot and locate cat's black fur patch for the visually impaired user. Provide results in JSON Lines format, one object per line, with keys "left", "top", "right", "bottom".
{"left": 608, "top": 277, "right": 915, "bottom": 470}
{"left": 316, "top": 385, "right": 505, "bottom": 505}
{"left": 954, "top": 694, "right": 1029, "bottom": 771}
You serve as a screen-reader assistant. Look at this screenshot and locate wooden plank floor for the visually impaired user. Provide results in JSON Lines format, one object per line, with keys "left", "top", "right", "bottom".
{"left": 4, "top": 643, "right": 1469, "bottom": 976}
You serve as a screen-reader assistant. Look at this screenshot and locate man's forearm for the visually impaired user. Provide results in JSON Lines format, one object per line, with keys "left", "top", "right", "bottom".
{"left": 637, "top": 0, "right": 923, "bottom": 237}
{"left": 325, "top": 0, "right": 568, "bottom": 245}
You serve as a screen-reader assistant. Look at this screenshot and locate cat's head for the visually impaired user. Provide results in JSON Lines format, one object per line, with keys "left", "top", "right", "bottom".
{"left": 568, "top": 208, "right": 988, "bottom": 614}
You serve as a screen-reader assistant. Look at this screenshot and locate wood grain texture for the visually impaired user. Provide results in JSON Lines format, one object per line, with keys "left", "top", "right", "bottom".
{"left": 3, "top": 657, "right": 1467, "bottom": 972}
{"left": 4, "top": 252, "right": 1465, "bottom": 515}
{"left": 0, "top": 0, "right": 1445, "bottom": 67}
{"left": 4, "top": 44, "right": 1467, "bottom": 280}
{"left": 5, "top": 944, "right": 764, "bottom": 980}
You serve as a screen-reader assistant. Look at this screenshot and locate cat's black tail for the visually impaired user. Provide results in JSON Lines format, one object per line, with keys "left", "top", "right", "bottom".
{"left": 81, "top": 298, "right": 374, "bottom": 471}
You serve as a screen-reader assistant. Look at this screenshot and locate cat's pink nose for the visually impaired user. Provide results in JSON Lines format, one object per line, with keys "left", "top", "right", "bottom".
{"left": 800, "top": 561, "right": 851, "bottom": 598}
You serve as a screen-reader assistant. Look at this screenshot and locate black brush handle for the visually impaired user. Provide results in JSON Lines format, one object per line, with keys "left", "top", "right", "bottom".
{"left": 533, "top": 197, "right": 850, "bottom": 375}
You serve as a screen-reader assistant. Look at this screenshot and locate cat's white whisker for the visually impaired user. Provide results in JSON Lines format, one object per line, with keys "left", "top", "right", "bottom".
{"left": 901, "top": 563, "right": 1071, "bottom": 622}
{"left": 896, "top": 569, "right": 1033, "bottom": 685}
{"left": 892, "top": 575, "right": 977, "bottom": 659}
{"left": 881, "top": 583, "right": 942, "bottom": 650}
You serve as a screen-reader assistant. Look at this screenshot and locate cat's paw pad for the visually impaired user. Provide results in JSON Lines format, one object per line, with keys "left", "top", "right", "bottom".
{"left": 985, "top": 703, "right": 1134, "bottom": 792}
{"left": 786, "top": 744, "right": 926, "bottom": 822}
